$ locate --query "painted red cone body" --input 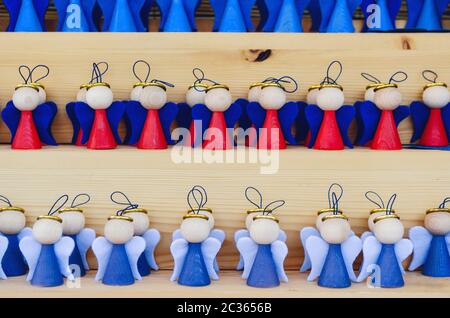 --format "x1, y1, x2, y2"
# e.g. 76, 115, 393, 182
203, 111, 232, 150
137, 109, 167, 149
420, 108, 448, 147
258, 110, 285, 149
12, 111, 41, 150
87, 109, 116, 150
371, 110, 402, 150
314, 111, 344, 150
